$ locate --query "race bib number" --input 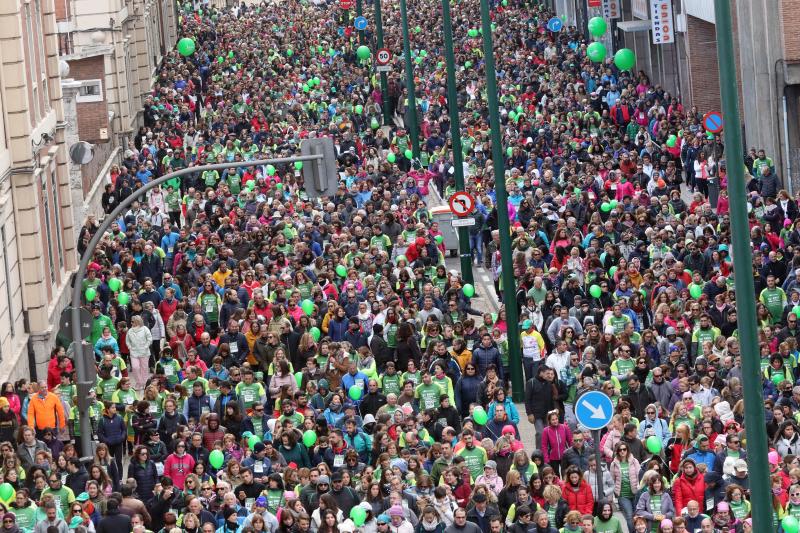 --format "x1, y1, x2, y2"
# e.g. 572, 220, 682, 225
333, 454, 344, 467
244, 391, 255, 403
246, 498, 255, 509
149, 404, 158, 413
254, 462, 264, 473
124, 396, 134, 405
230, 343, 239, 353
206, 303, 215, 313
164, 365, 174, 376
